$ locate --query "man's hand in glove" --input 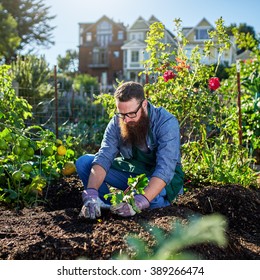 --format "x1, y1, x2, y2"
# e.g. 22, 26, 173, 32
110, 194, 150, 217
79, 188, 110, 219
